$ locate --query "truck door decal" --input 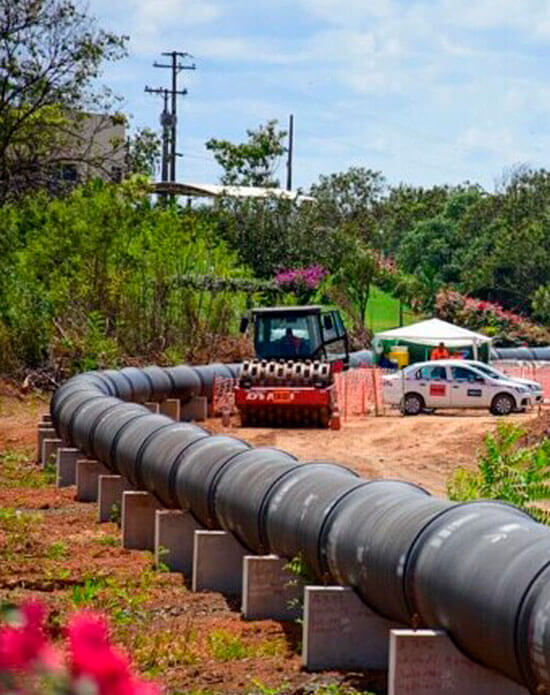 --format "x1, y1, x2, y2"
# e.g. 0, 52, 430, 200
429, 384, 447, 397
